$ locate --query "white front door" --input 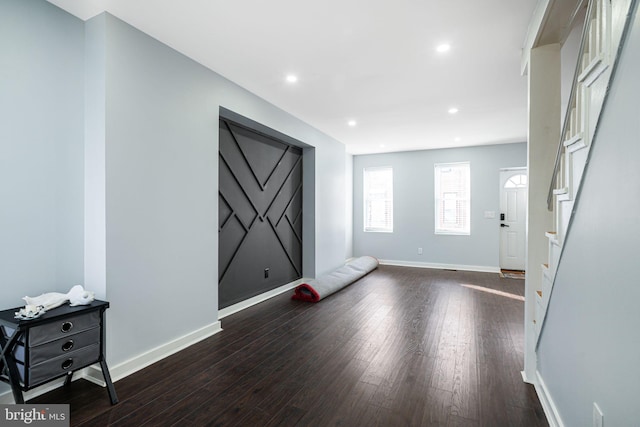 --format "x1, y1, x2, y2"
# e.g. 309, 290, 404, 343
499, 169, 527, 271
